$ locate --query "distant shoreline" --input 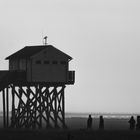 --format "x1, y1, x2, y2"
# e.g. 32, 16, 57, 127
0, 112, 138, 130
